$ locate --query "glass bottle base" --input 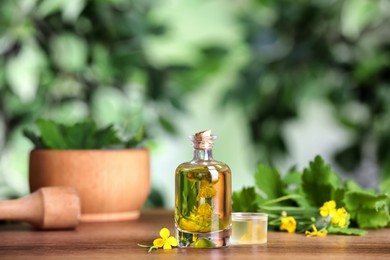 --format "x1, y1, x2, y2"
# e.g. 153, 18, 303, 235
175, 226, 231, 248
